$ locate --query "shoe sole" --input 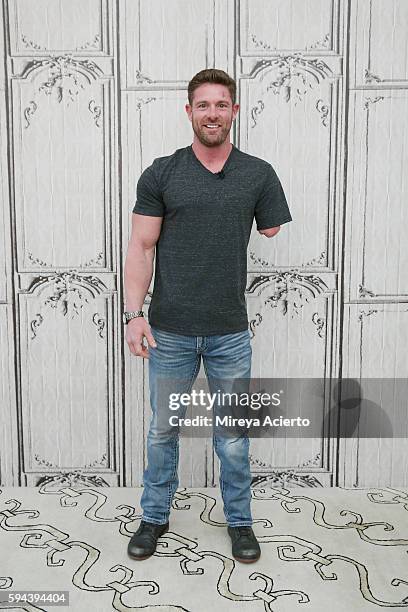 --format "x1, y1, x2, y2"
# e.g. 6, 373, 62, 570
233, 554, 261, 563
127, 525, 169, 560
